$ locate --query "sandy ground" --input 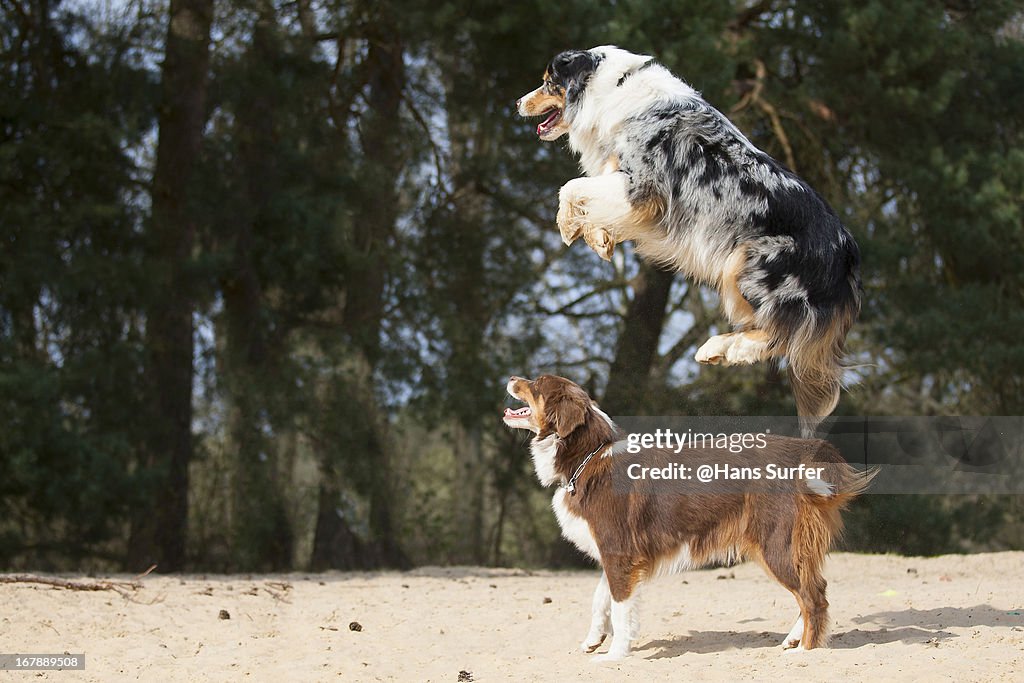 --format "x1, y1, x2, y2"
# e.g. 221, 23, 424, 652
2, 552, 1022, 682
